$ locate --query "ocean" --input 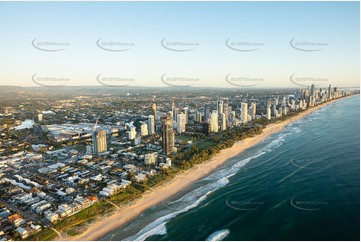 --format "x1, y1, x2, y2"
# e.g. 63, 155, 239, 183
101, 95, 360, 241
